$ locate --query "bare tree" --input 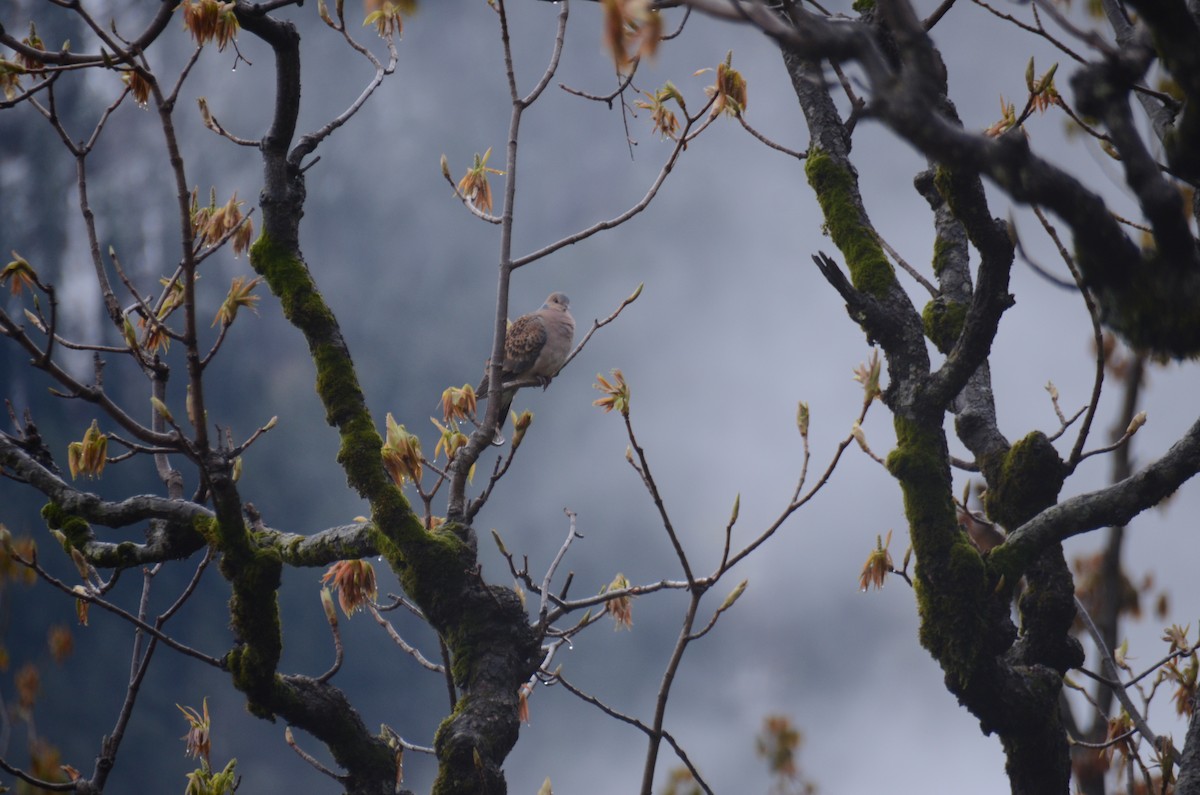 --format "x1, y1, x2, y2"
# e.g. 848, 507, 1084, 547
1, 1, 1199, 794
